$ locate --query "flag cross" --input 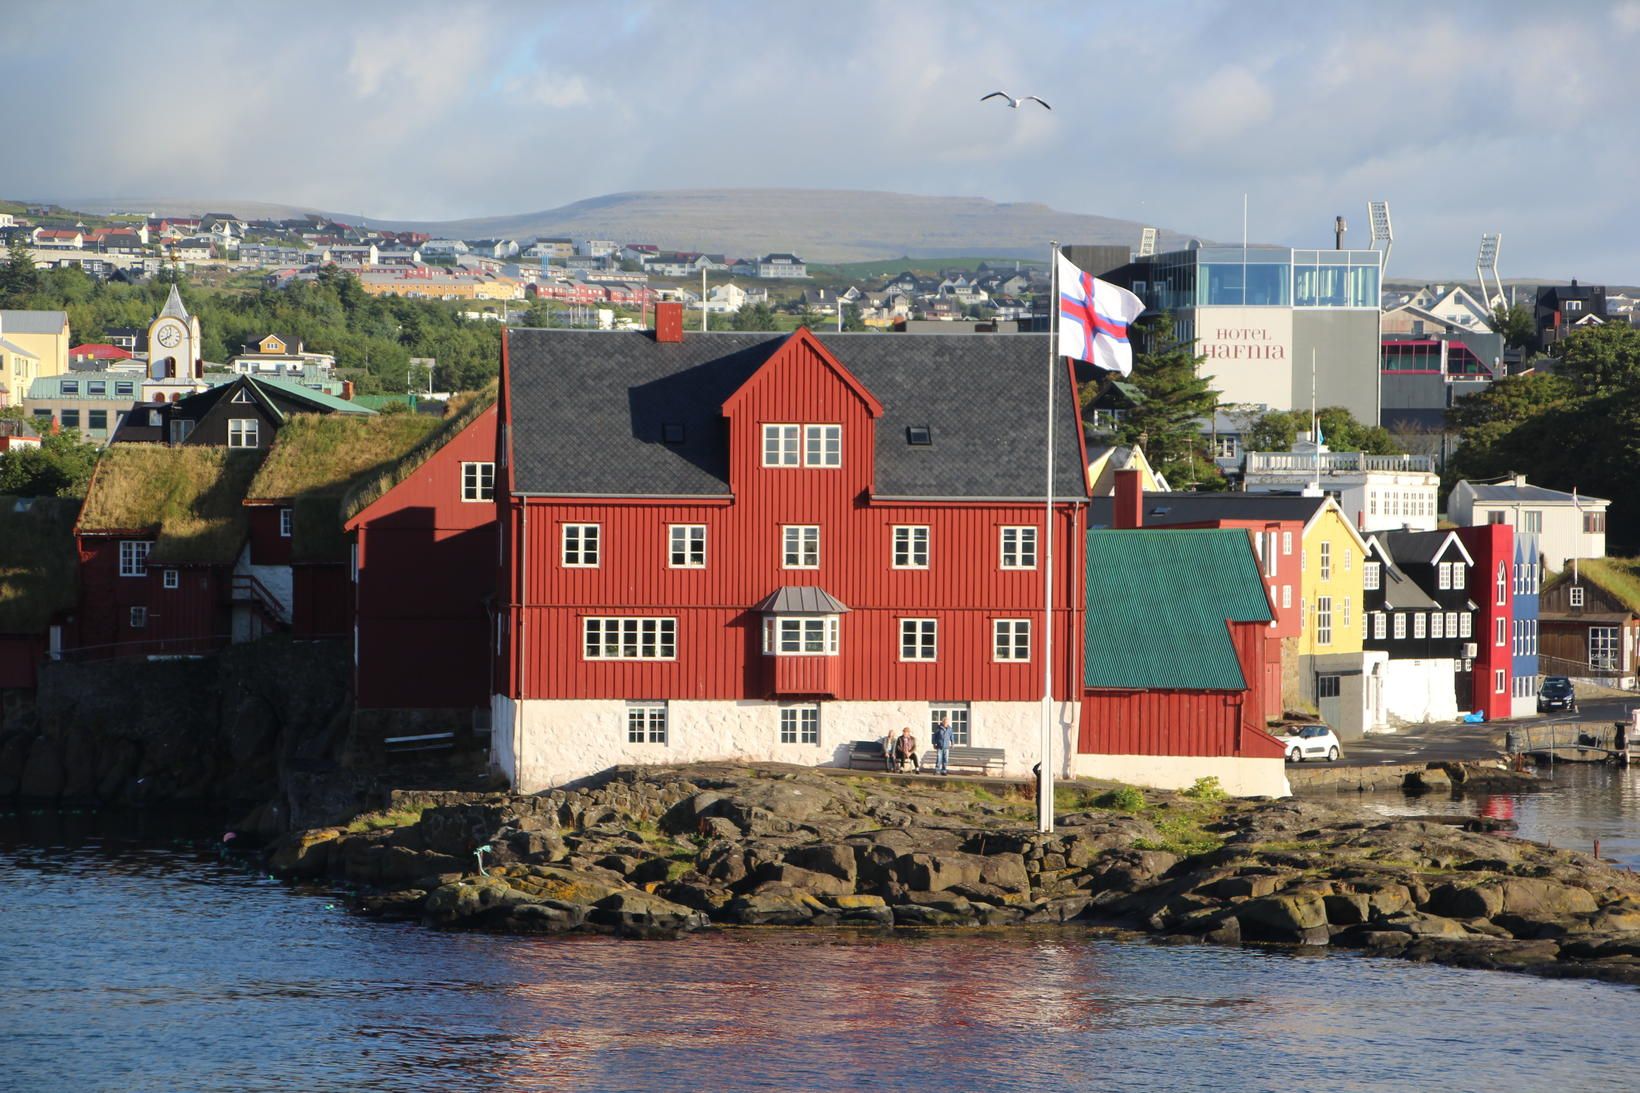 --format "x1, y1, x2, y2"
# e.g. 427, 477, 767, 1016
1059, 272, 1131, 353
